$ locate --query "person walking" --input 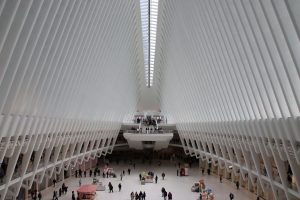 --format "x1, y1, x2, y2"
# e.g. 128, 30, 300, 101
72, 191, 76, 200
155, 175, 158, 183
118, 183, 122, 192
161, 187, 165, 197
130, 191, 134, 200
53, 191, 58, 200
128, 168, 131, 175
162, 172, 165, 180
120, 172, 123, 181
108, 182, 113, 193
143, 191, 146, 200
79, 178, 81, 186
139, 173, 142, 181
220, 175, 223, 183
236, 181, 239, 190
135, 192, 138, 200
168, 192, 172, 200
139, 191, 143, 199
229, 192, 234, 200
163, 190, 167, 200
